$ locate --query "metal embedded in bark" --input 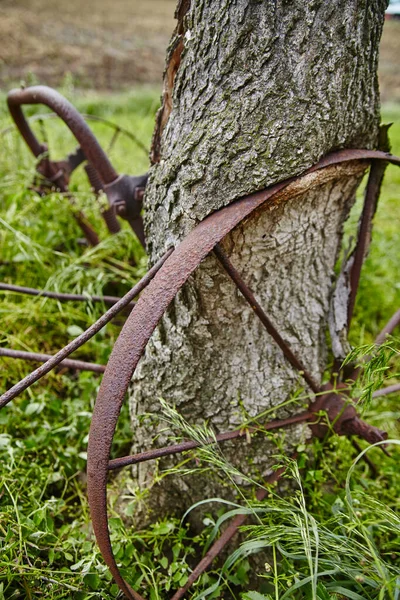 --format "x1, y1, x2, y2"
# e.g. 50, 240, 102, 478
2, 106, 400, 599
84, 149, 400, 599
